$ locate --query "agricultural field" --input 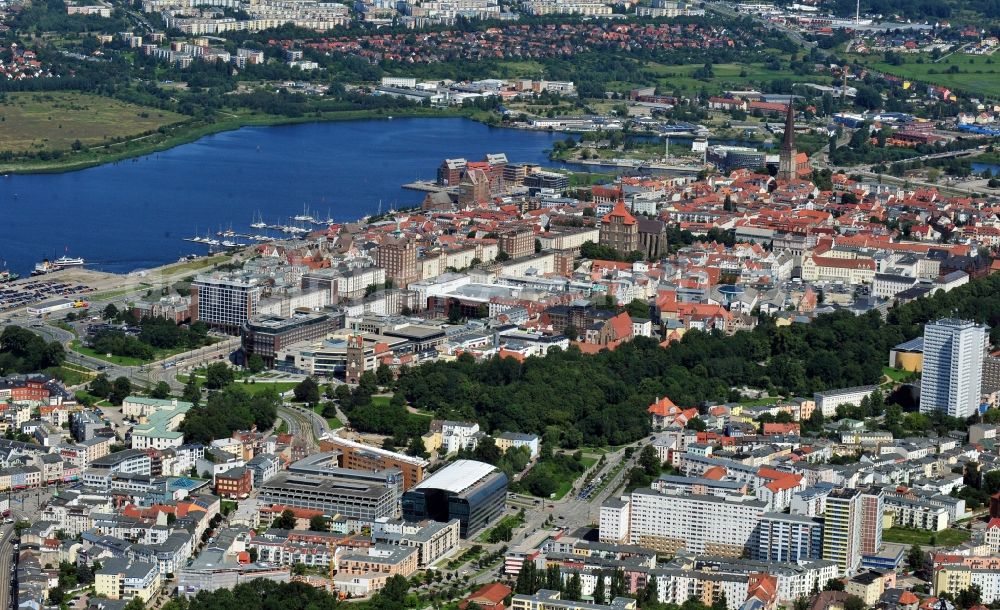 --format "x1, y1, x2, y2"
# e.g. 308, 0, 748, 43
865, 53, 1000, 99
0, 91, 185, 153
